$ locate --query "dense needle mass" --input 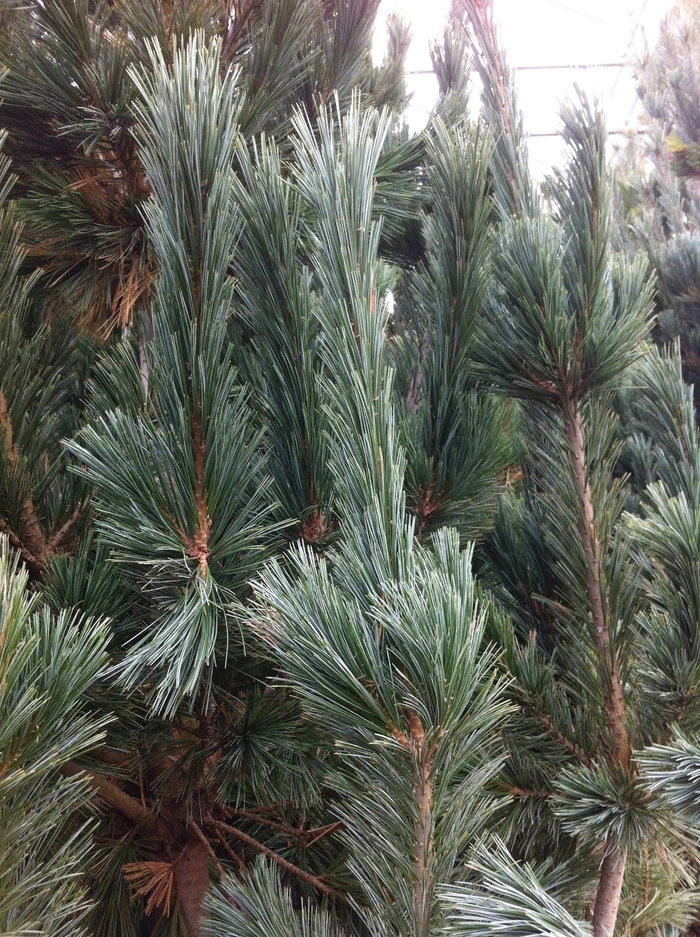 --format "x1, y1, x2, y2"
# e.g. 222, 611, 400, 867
2, 2, 700, 937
